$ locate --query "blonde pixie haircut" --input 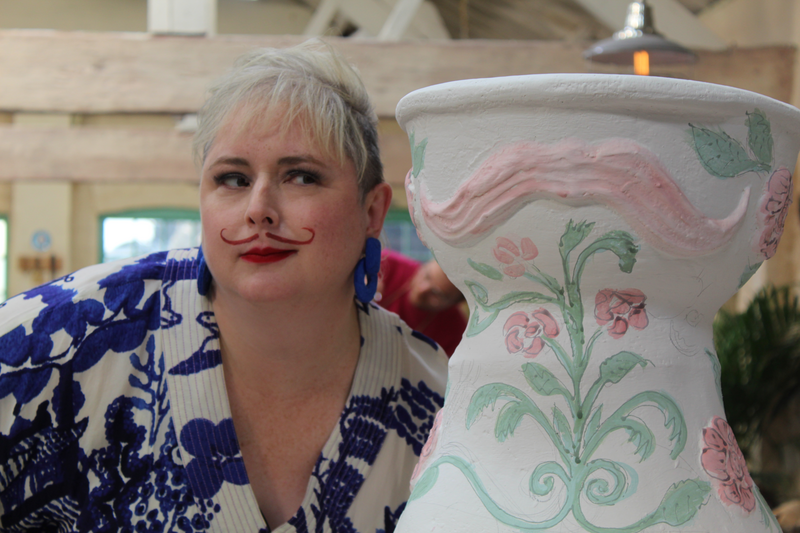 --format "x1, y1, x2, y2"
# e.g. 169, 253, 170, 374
193, 39, 384, 197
